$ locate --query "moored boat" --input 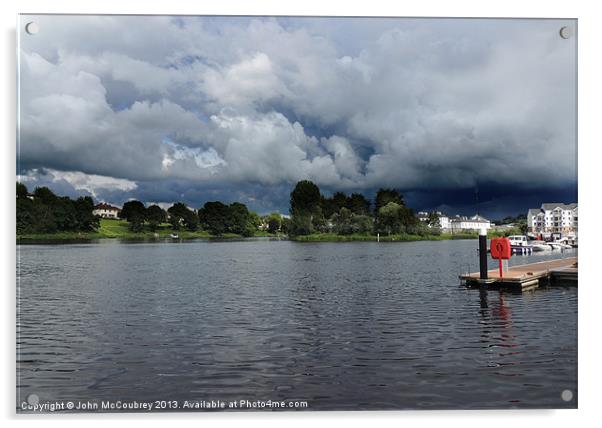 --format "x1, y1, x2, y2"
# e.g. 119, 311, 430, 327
530, 241, 552, 252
